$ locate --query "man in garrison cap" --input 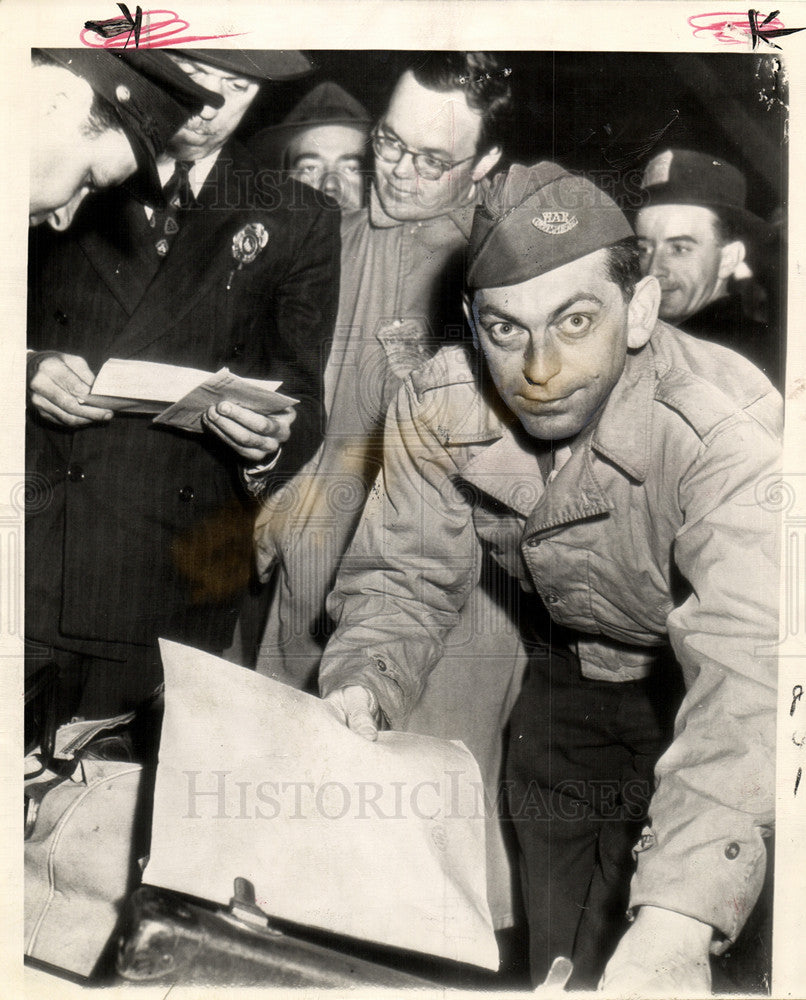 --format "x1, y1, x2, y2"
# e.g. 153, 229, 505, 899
26, 50, 341, 721
635, 148, 782, 388
319, 162, 781, 992
30, 47, 222, 229
250, 81, 371, 211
